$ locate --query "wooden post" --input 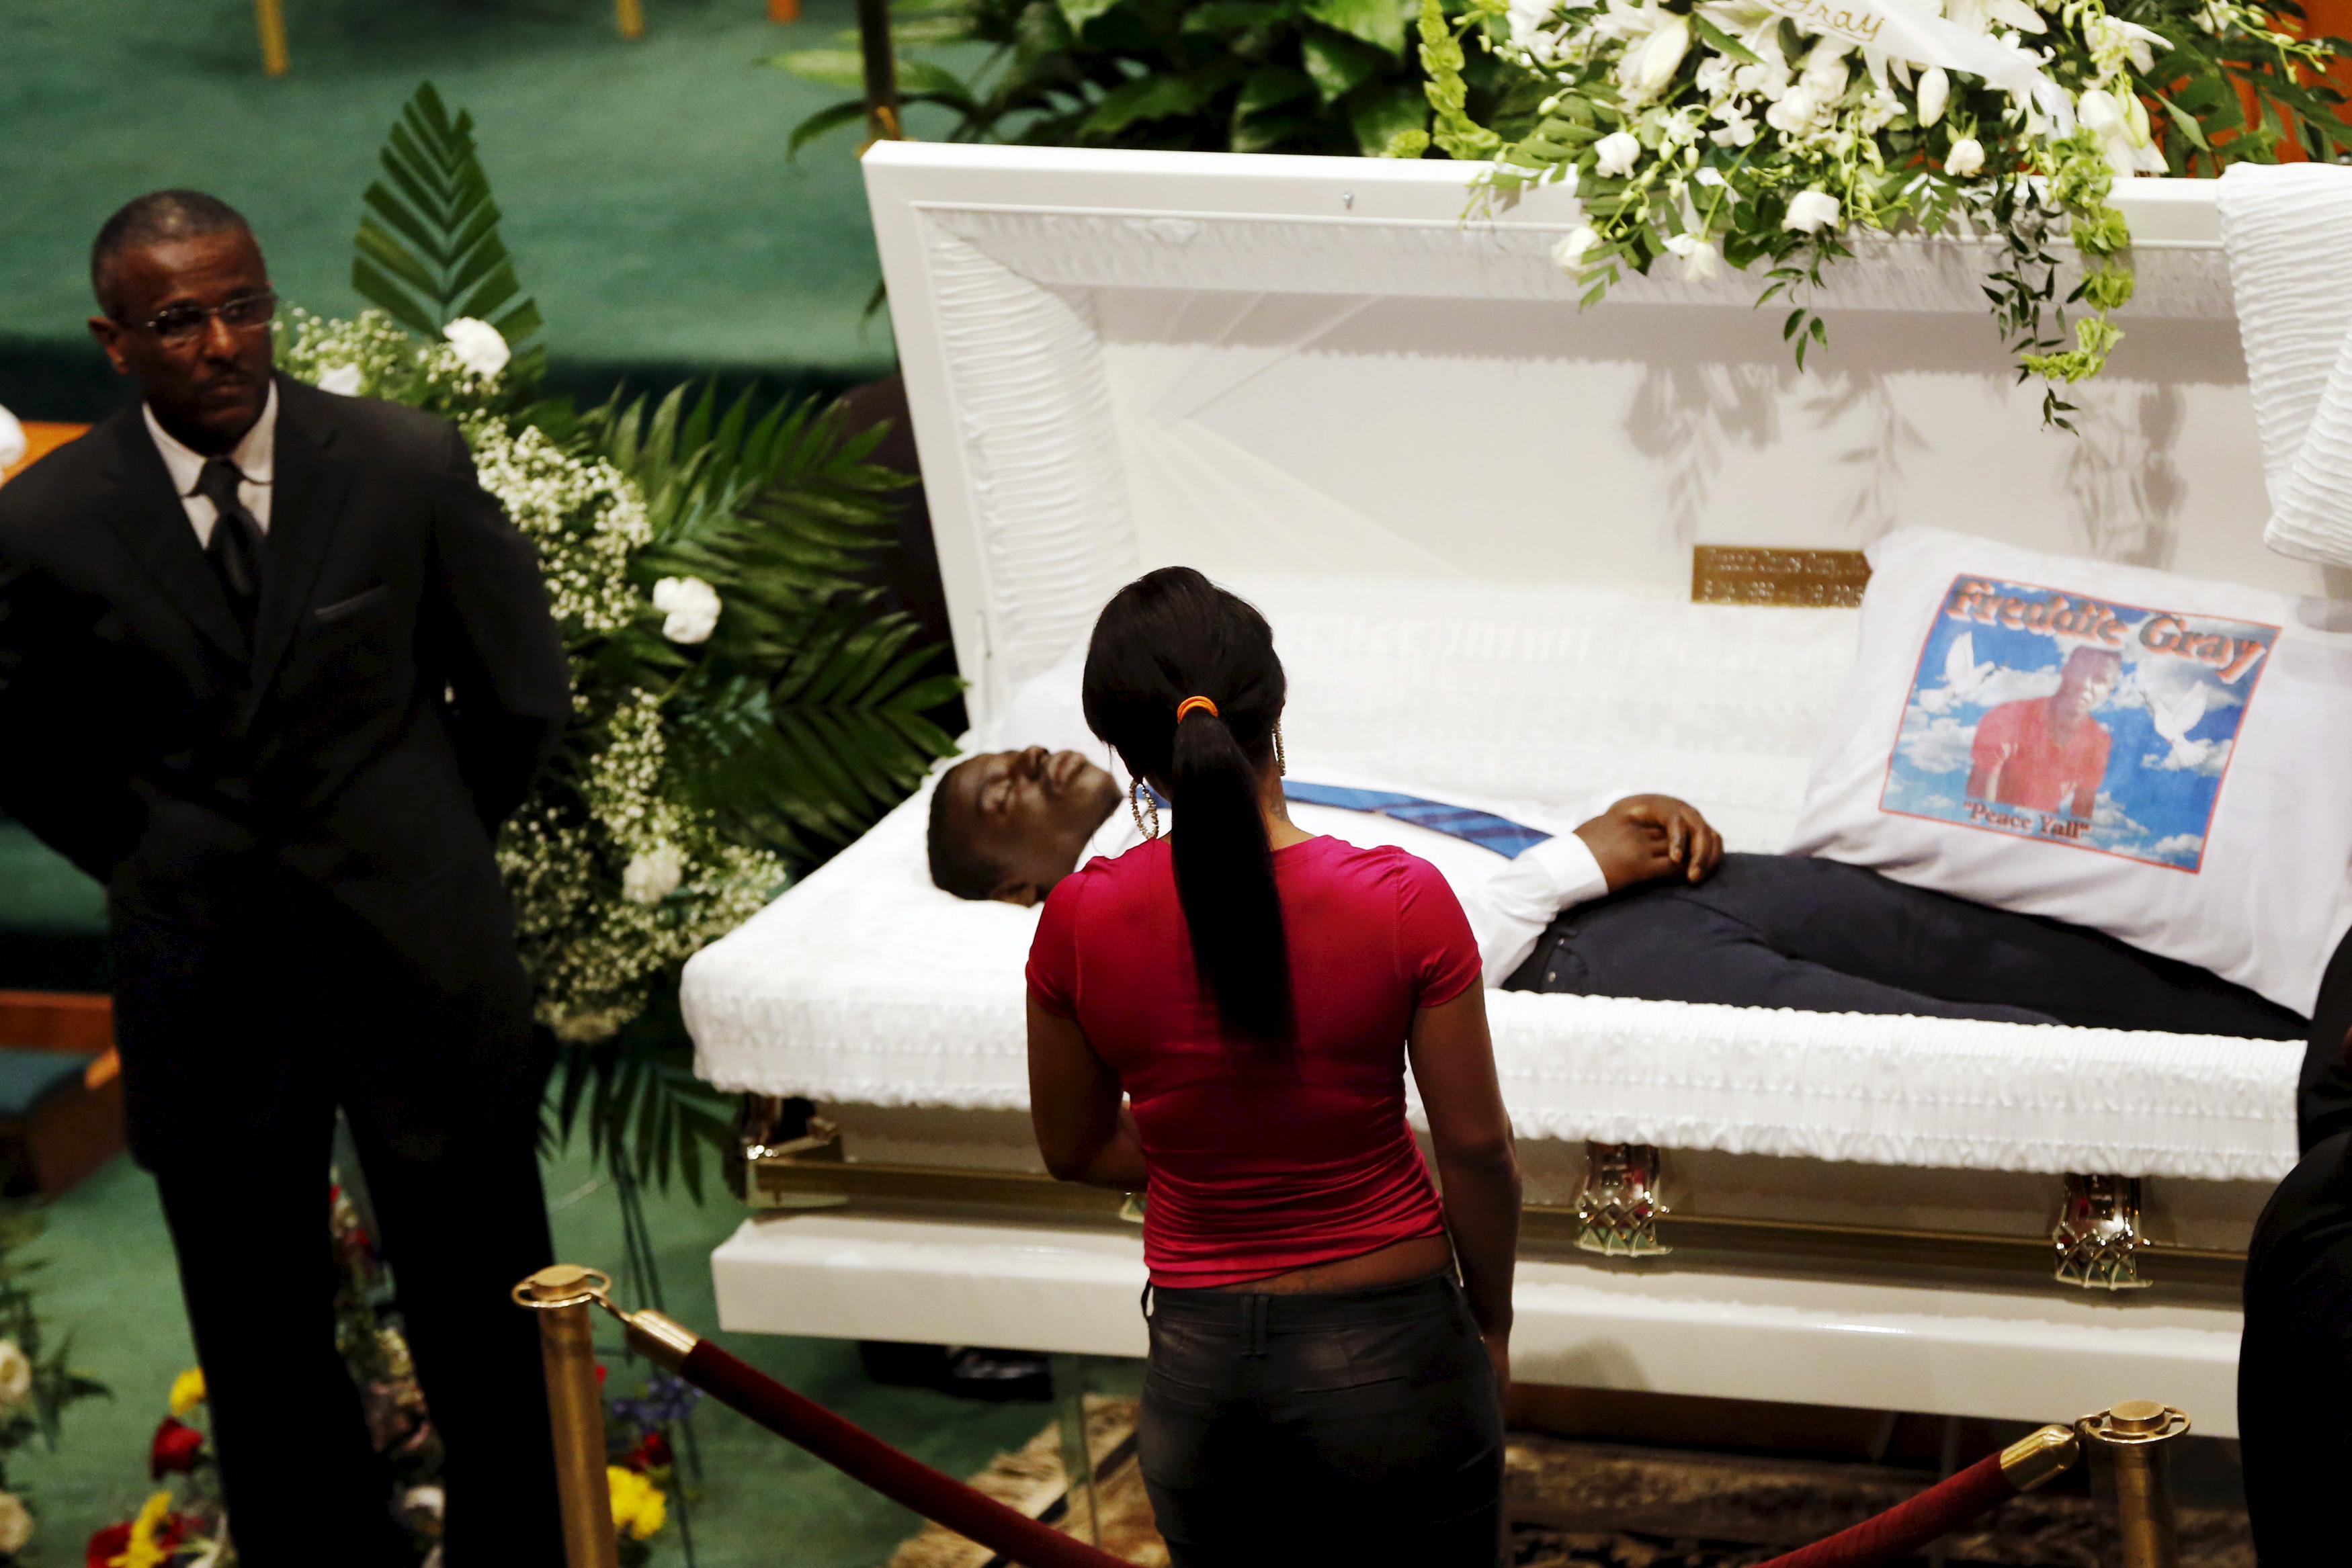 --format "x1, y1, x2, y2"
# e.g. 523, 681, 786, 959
517, 1266, 622, 1568
253, 0, 289, 76
856, 0, 902, 145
